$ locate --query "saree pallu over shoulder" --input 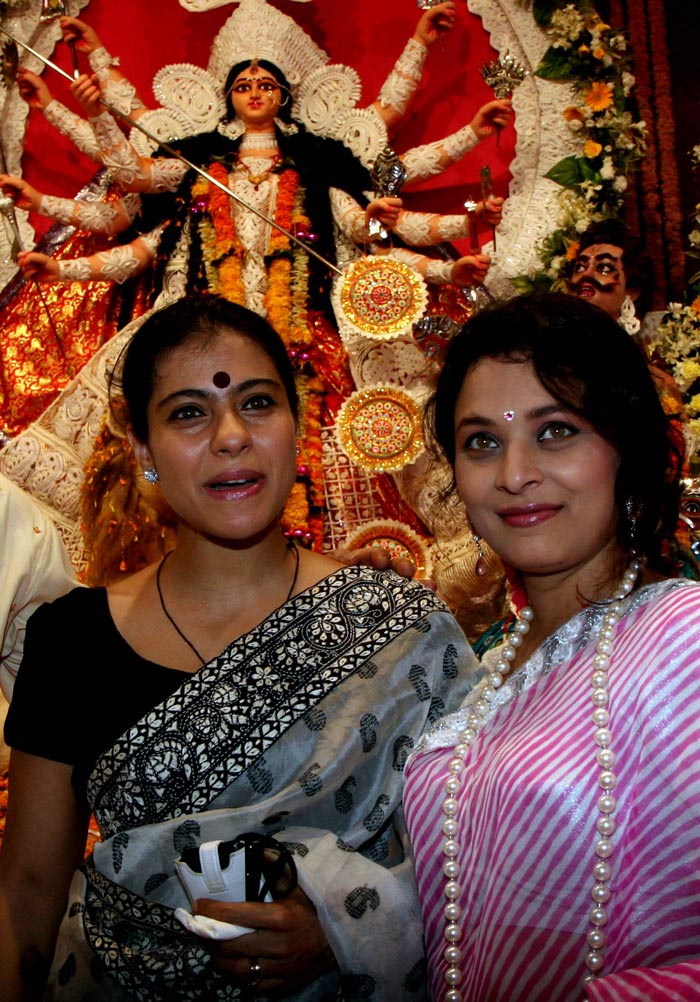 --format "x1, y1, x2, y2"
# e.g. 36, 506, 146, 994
50, 566, 478, 1001
89, 566, 459, 836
